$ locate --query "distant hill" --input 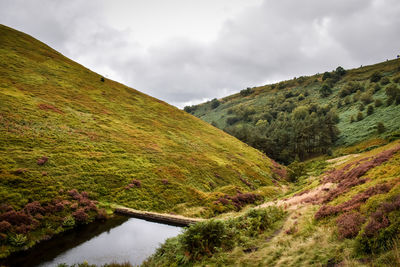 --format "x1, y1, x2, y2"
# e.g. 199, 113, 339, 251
0, 25, 284, 257
188, 59, 400, 164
